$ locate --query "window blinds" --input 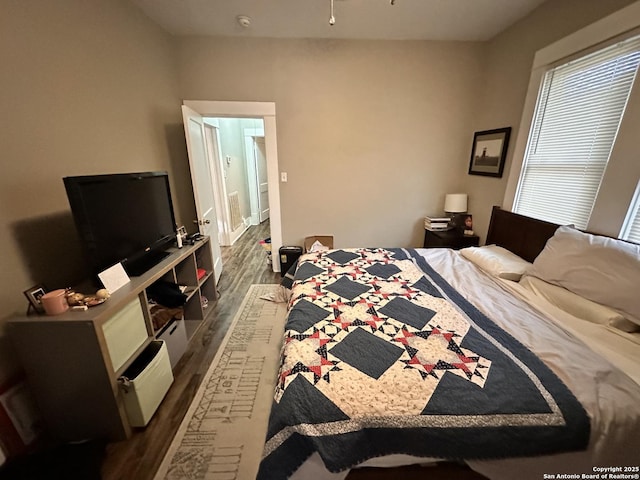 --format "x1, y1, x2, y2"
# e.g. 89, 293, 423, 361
513, 36, 640, 229
622, 185, 640, 243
